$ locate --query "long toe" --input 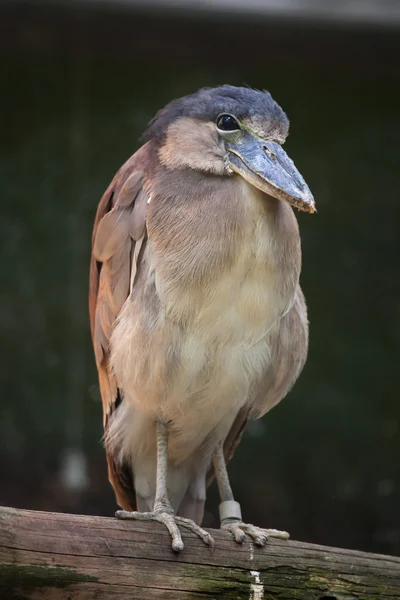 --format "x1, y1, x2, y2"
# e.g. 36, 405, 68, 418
175, 516, 215, 549
154, 512, 185, 552
263, 528, 290, 539
115, 510, 154, 520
